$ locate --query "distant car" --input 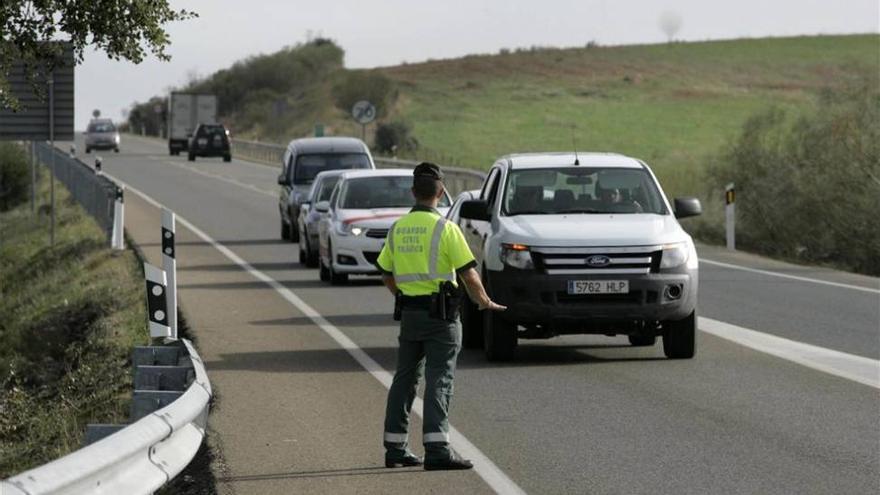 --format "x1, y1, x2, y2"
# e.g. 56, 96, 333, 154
316, 169, 451, 285
84, 119, 120, 153
187, 123, 231, 162
297, 170, 346, 267
277, 137, 375, 242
